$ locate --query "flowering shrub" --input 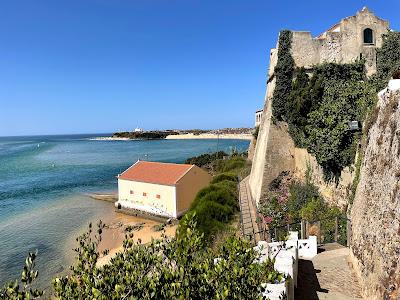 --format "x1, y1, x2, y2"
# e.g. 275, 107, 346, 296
258, 172, 291, 228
